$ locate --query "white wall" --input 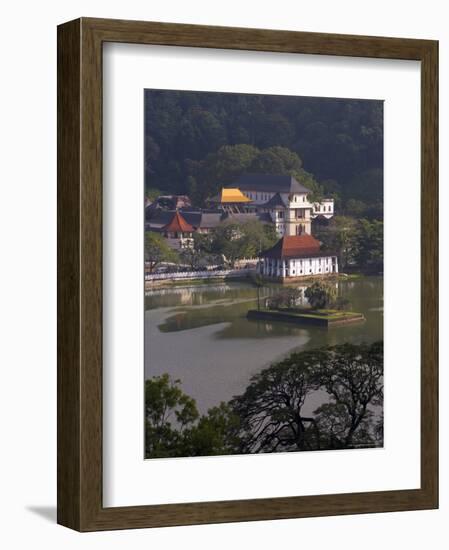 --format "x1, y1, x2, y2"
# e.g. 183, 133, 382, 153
0, 0, 447, 548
